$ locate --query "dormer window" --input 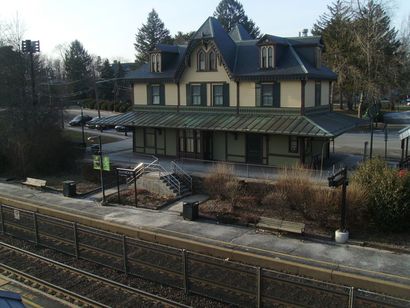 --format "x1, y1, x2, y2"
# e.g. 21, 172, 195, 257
260, 46, 274, 69
150, 53, 161, 72
198, 50, 206, 71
